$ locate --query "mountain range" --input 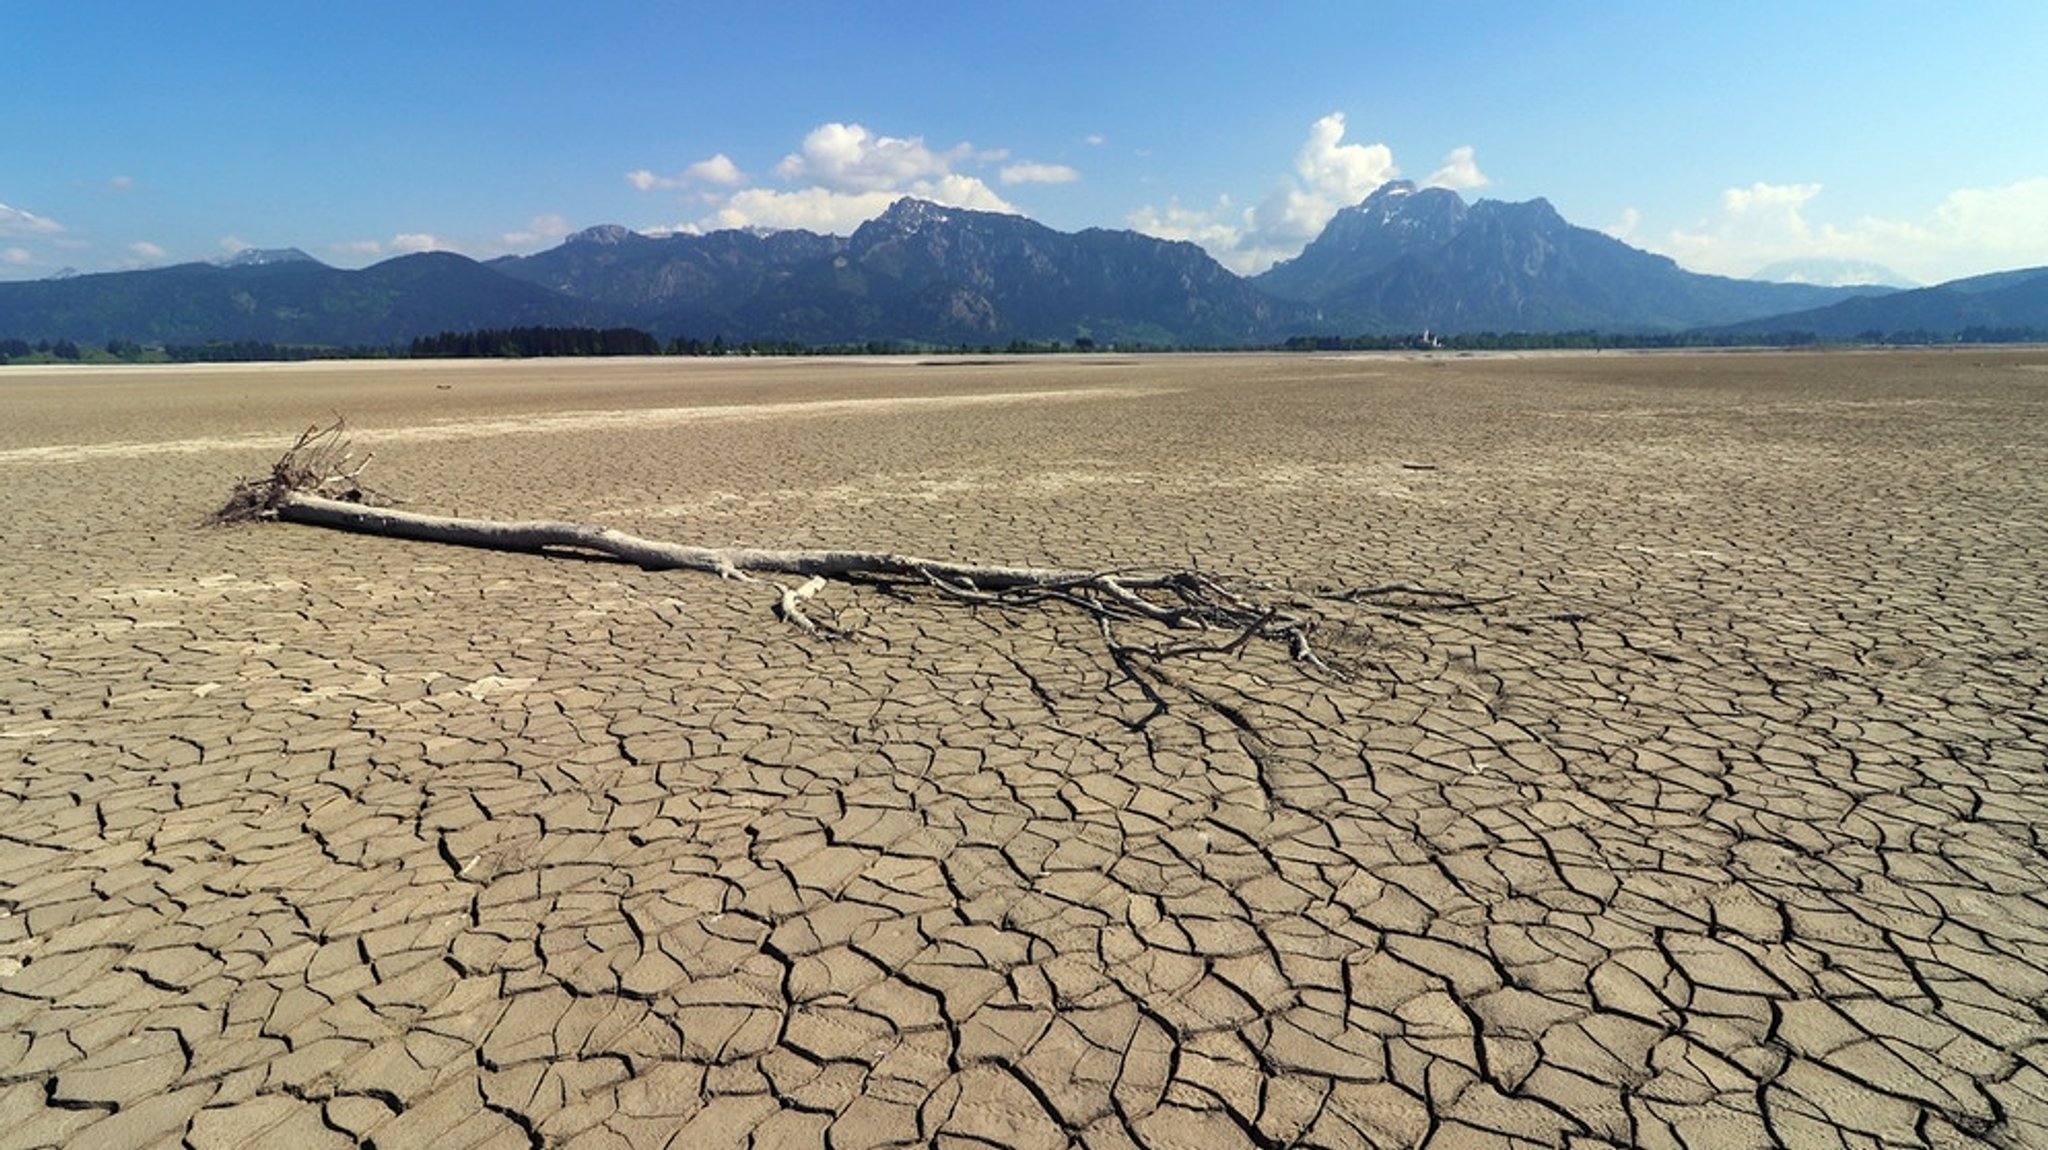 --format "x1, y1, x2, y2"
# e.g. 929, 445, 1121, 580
1704, 266, 2048, 339
3, 186, 2041, 348
1251, 182, 1880, 333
